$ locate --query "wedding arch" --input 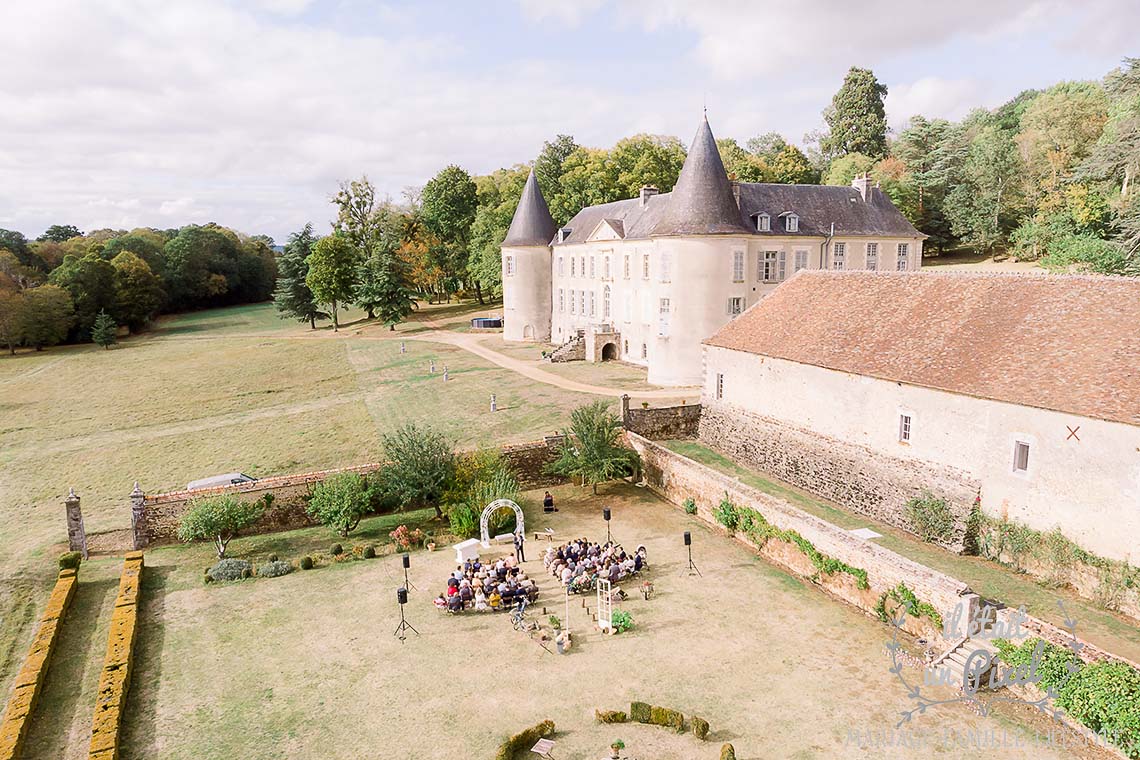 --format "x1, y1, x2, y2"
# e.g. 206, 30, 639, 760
480, 499, 524, 547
